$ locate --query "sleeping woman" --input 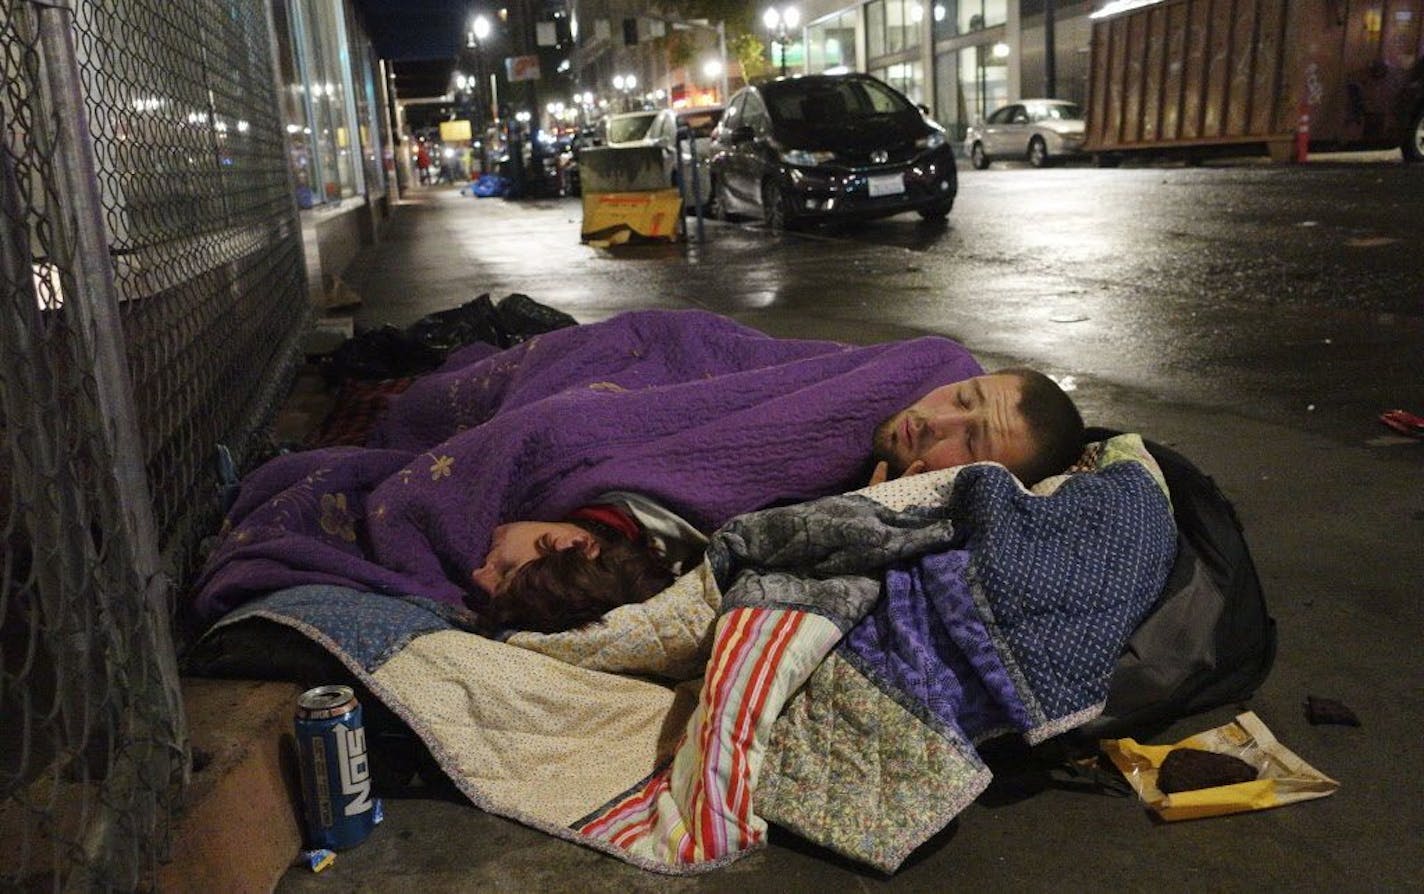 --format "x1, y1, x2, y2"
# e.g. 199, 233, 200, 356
472, 491, 707, 636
